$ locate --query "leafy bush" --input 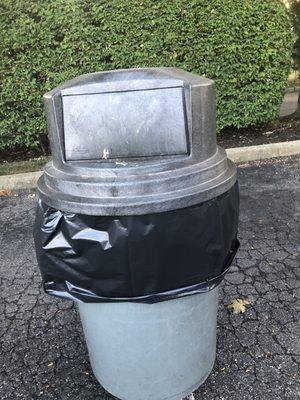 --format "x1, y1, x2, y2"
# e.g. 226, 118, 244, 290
290, 0, 300, 71
0, 0, 295, 153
